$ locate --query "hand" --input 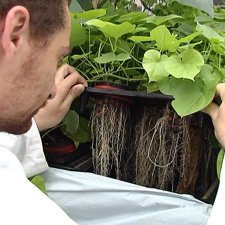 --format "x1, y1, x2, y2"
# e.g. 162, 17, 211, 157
34, 64, 87, 131
203, 83, 225, 148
